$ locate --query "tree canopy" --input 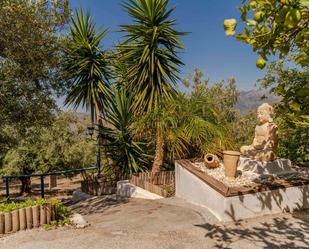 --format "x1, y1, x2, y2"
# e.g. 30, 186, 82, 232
0, 0, 70, 163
